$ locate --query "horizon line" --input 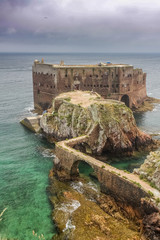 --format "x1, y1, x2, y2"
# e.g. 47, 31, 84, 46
1, 51, 160, 55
